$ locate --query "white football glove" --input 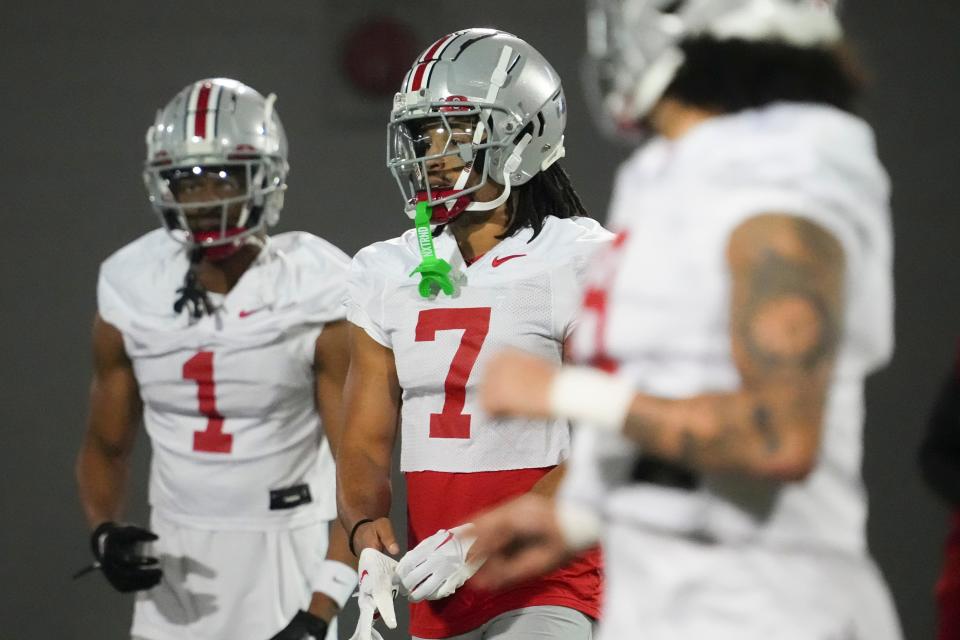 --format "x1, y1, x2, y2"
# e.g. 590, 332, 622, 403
348, 548, 400, 640
396, 523, 485, 602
